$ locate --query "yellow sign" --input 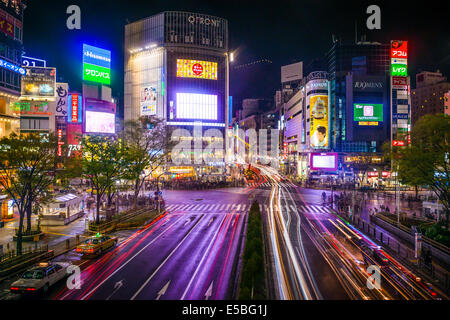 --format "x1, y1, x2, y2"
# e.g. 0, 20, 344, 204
309, 95, 329, 149
176, 59, 217, 80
